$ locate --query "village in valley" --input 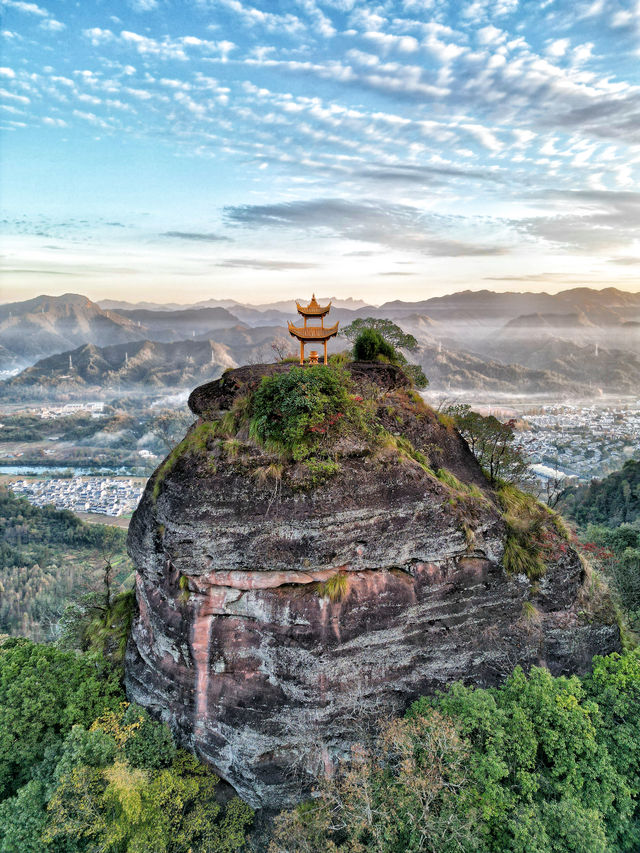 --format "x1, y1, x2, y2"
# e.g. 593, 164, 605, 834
517, 403, 640, 484
7, 476, 145, 517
